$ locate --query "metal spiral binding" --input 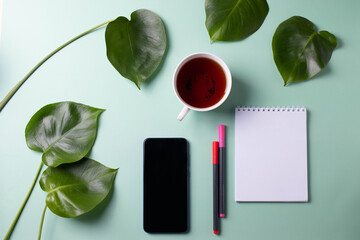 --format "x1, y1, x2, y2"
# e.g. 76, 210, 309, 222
236, 107, 306, 112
